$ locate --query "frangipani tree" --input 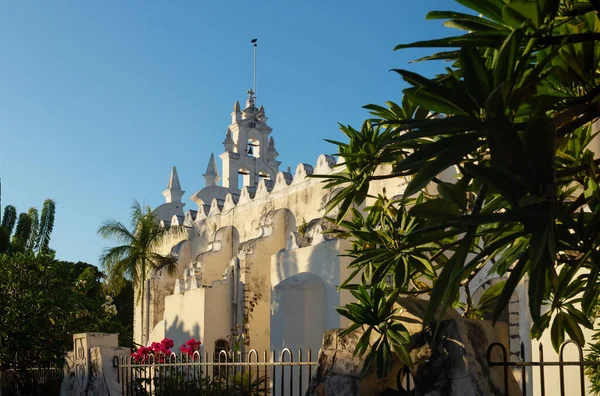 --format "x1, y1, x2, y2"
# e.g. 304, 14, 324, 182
318, 0, 600, 378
